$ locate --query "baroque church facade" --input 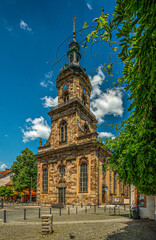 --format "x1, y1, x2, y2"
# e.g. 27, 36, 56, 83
36, 29, 129, 206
